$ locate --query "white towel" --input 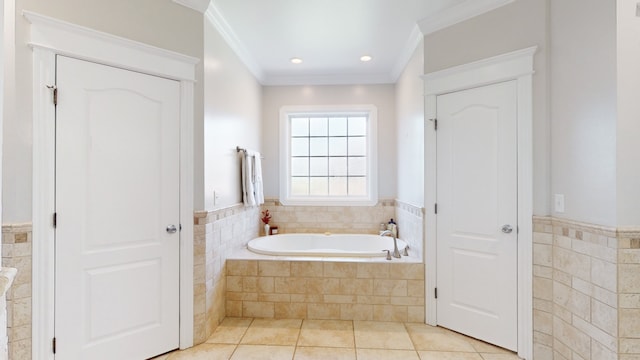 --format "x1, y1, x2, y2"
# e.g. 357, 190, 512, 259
241, 150, 264, 206
253, 152, 264, 205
